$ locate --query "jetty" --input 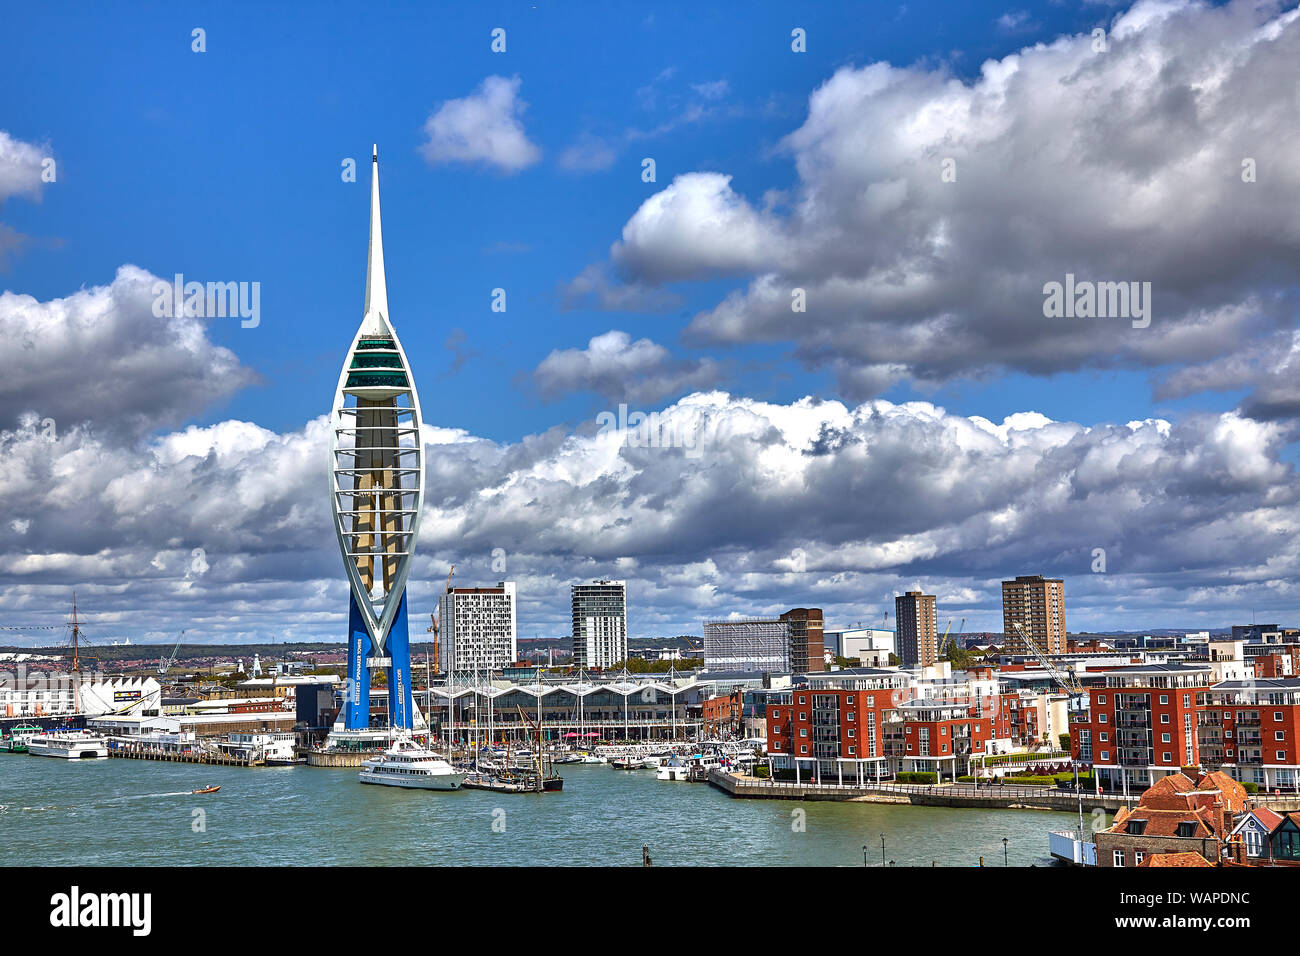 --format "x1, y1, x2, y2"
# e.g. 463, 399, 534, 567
708, 769, 1300, 814
108, 744, 261, 767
